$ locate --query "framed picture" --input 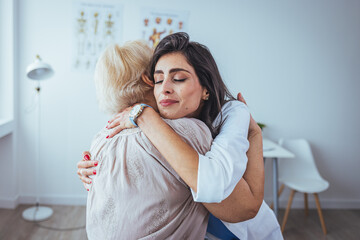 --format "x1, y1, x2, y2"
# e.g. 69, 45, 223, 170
141, 8, 189, 48
72, 1, 123, 72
